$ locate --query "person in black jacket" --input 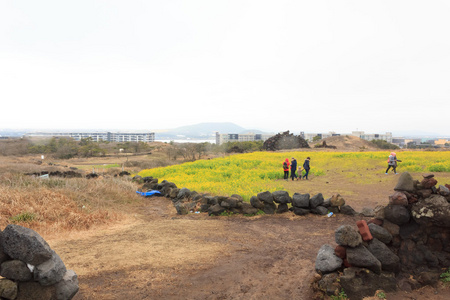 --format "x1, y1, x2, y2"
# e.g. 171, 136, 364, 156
302, 157, 311, 180
290, 157, 297, 181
